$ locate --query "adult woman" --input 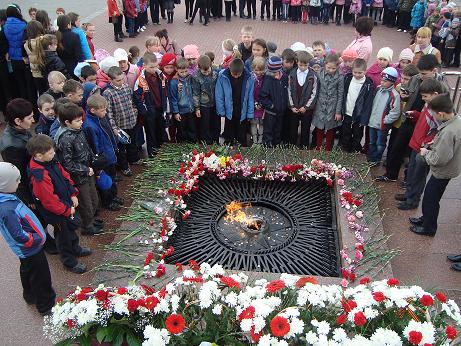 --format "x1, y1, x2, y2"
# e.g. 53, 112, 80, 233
345, 16, 373, 63
24, 20, 48, 94
68, 12, 92, 60
409, 26, 442, 66
0, 8, 13, 111
155, 29, 181, 56
35, 10, 55, 33
56, 14, 83, 78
